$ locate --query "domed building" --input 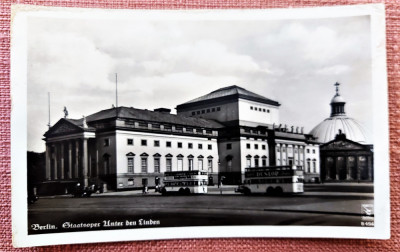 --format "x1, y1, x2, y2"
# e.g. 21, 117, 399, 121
310, 82, 373, 182
310, 82, 368, 144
